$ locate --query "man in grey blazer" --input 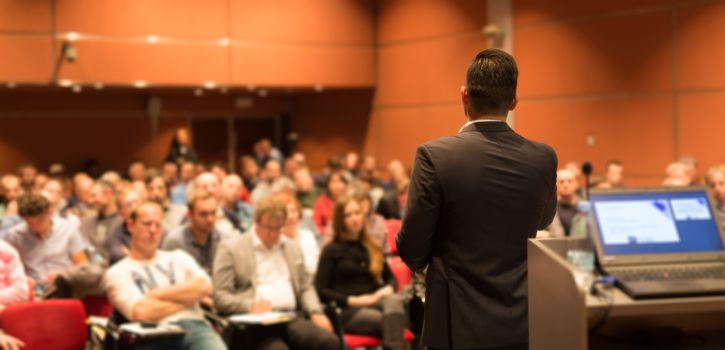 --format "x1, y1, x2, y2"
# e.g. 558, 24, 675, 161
397, 49, 558, 350
213, 195, 339, 350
